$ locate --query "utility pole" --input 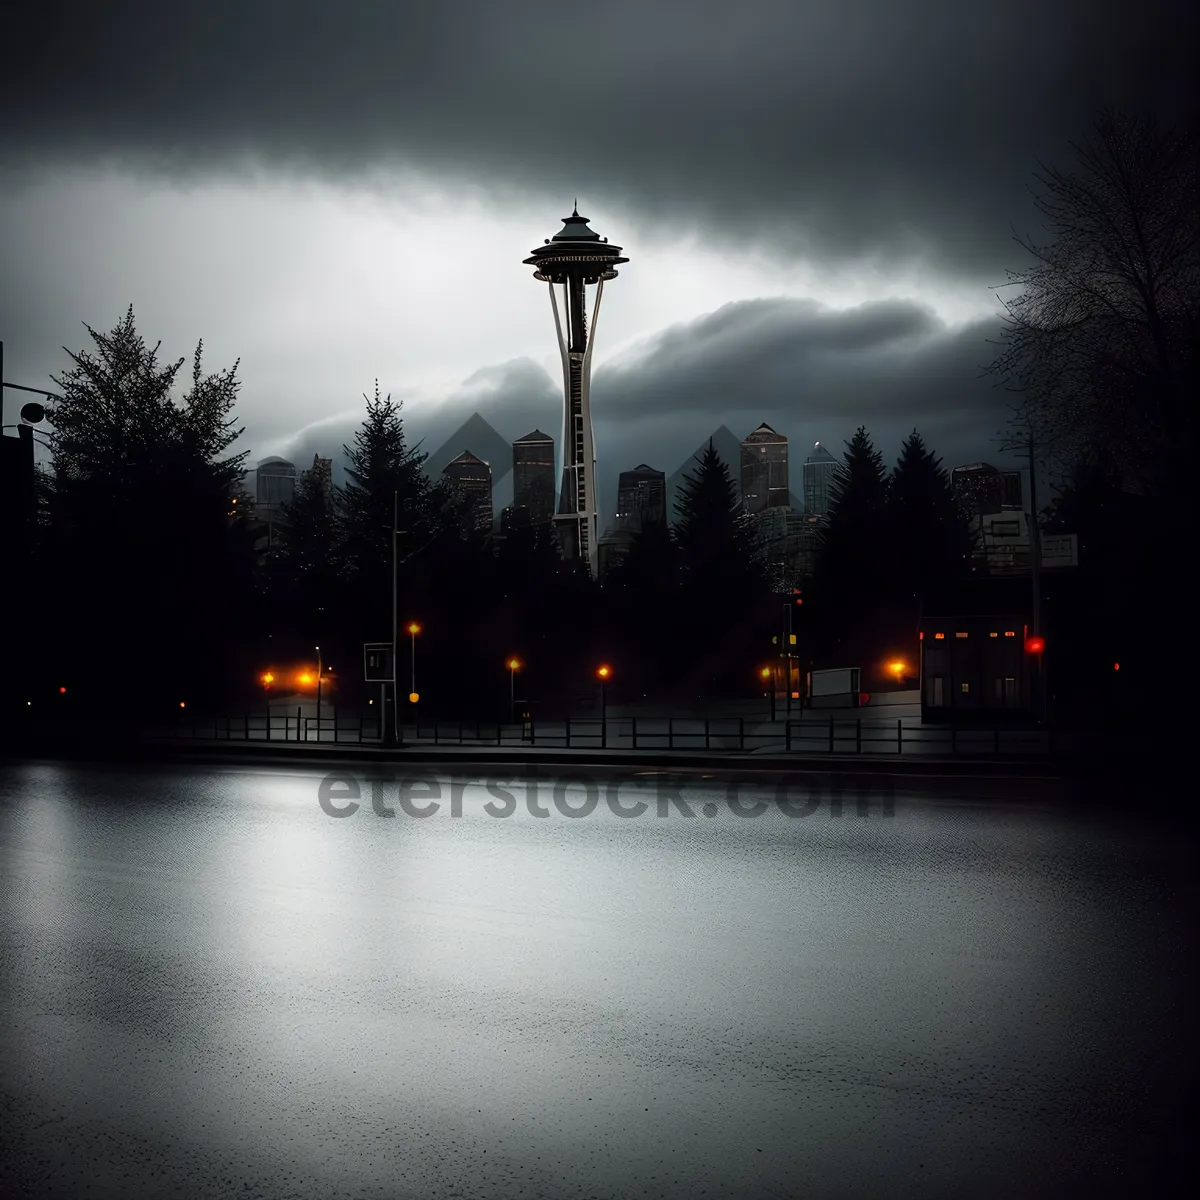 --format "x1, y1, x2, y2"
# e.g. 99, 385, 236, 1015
393, 489, 403, 748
